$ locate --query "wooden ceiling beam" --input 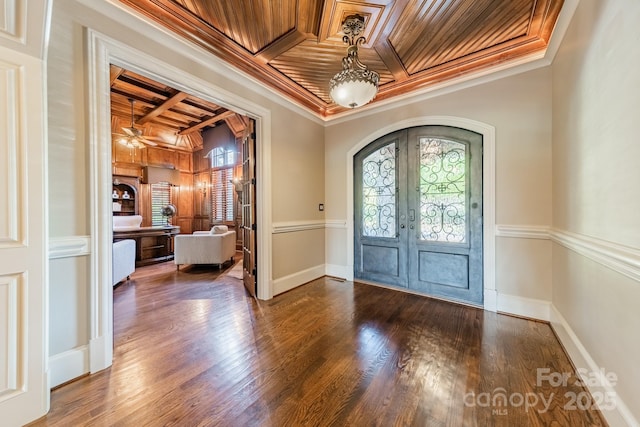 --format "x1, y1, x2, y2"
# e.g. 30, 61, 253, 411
255, 29, 308, 64
137, 91, 188, 125
110, 66, 124, 86
297, 0, 324, 35
178, 110, 236, 135
371, 0, 409, 82
374, 39, 408, 82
